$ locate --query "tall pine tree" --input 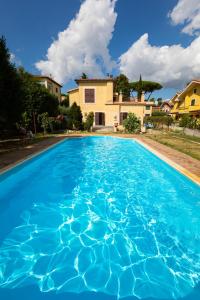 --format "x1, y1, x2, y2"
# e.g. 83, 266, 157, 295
0, 36, 23, 133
